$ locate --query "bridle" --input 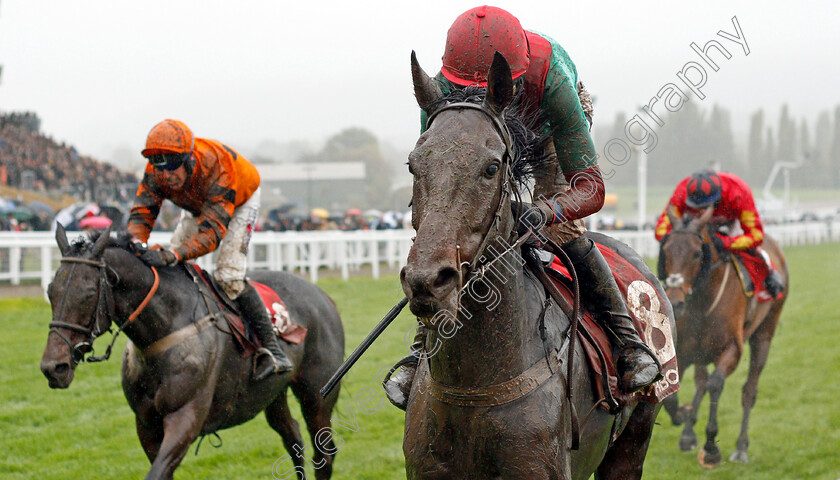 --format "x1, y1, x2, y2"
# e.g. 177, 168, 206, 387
421, 101, 583, 448
424, 101, 528, 284
48, 256, 160, 365
662, 229, 723, 301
